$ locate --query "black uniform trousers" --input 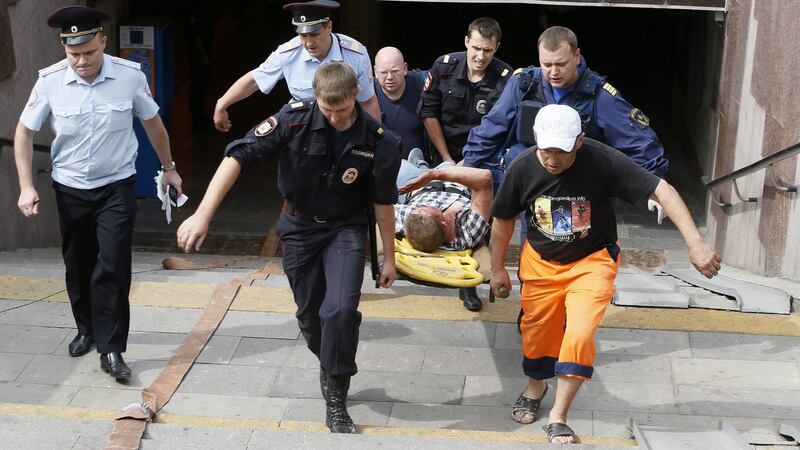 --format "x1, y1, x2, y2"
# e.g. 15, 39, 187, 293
276, 212, 367, 377
52, 176, 137, 354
